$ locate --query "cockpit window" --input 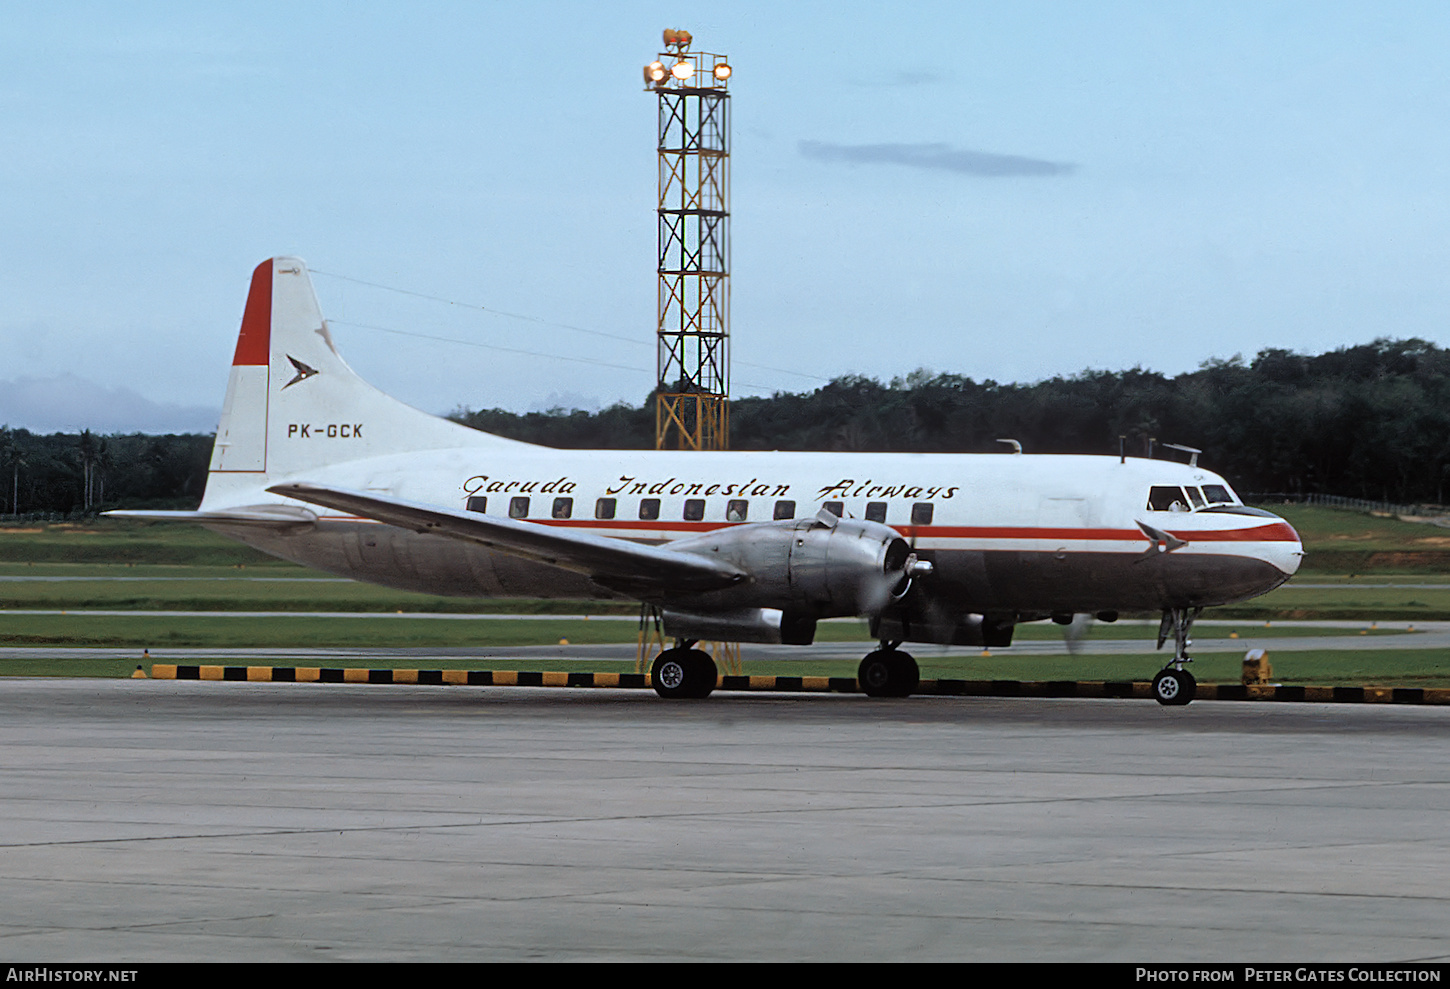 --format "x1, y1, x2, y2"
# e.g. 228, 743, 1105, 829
1147, 486, 1190, 512
1201, 484, 1233, 505
1186, 486, 1206, 509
